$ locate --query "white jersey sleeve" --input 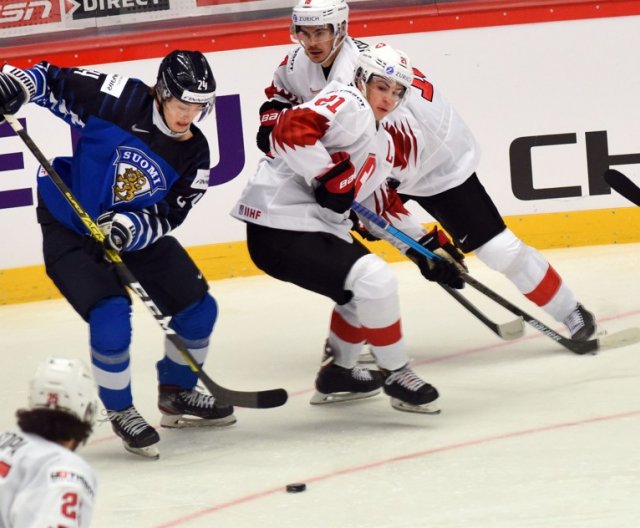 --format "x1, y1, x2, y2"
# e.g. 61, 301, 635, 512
0, 431, 97, 528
